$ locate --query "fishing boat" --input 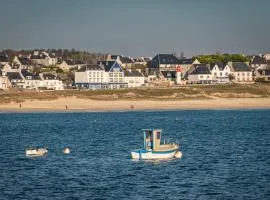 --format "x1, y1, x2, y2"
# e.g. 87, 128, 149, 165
25, 147, 48, 157
131, 129, 182, 160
